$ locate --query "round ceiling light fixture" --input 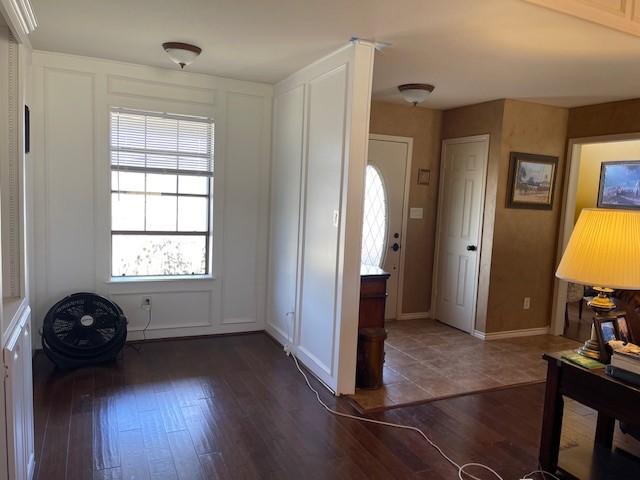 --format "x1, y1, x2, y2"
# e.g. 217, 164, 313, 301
162, 42, 202, 69
398, 83, 435, 106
